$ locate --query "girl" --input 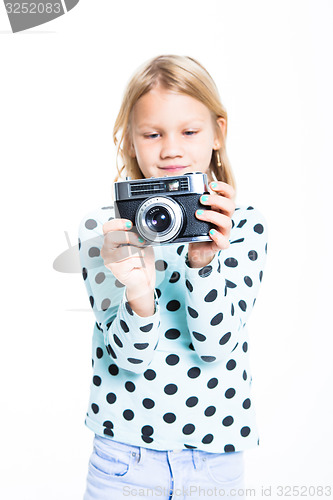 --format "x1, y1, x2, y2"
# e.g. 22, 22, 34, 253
78, 55, 267, 499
